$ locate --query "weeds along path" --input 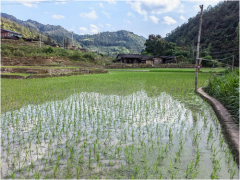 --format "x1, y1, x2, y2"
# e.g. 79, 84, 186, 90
1, 72, 239, 179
